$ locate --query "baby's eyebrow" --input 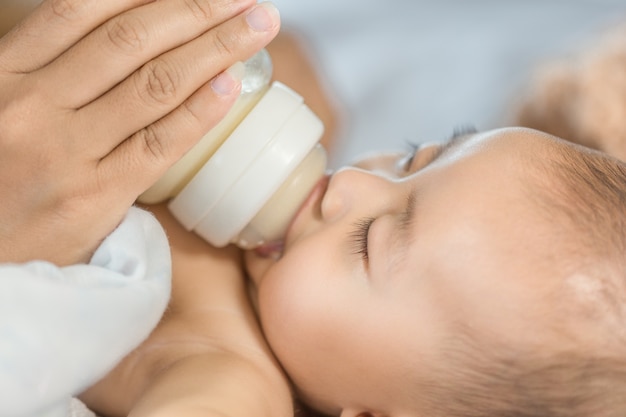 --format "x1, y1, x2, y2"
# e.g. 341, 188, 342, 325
424, 132, 473, 169
398, 188, 418, 242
